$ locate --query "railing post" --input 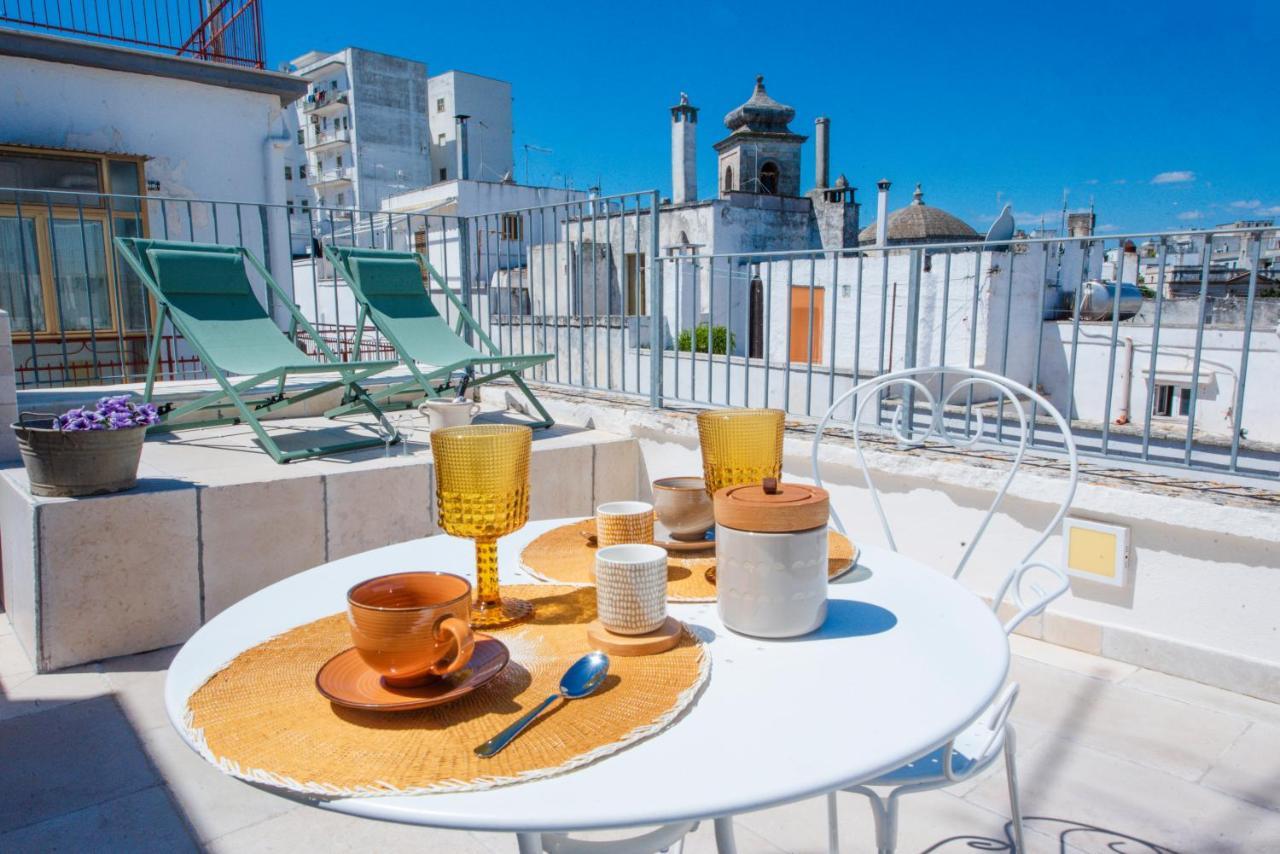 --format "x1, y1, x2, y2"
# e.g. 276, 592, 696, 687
457, 215, 474, 346
902, 247, 923, 436
648, 190, 664, 409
